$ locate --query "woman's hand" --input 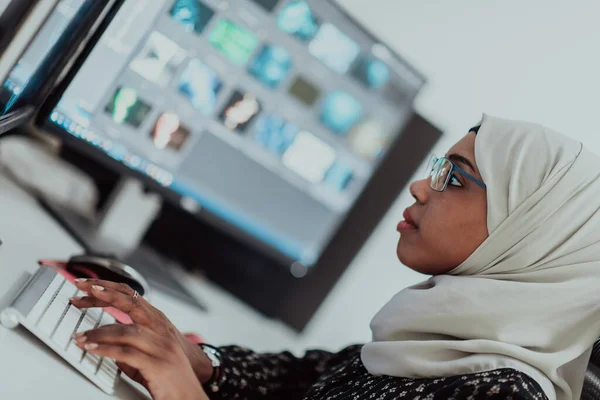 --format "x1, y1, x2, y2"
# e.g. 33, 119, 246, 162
73, 323, 208, 400
70, 279, 214, 397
